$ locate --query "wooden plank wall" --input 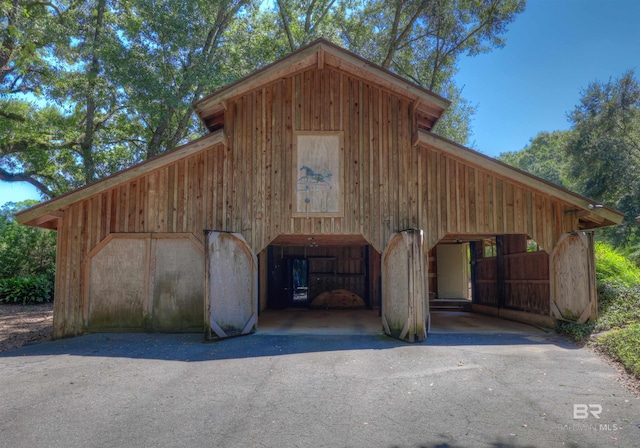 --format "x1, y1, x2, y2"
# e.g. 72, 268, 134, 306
474, 234, 550, 314
504, 251, 550, 314
51, 64, 580, 336
52, 144, 228, 337
224, 64, 578, 253
475, 257, 498, 307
